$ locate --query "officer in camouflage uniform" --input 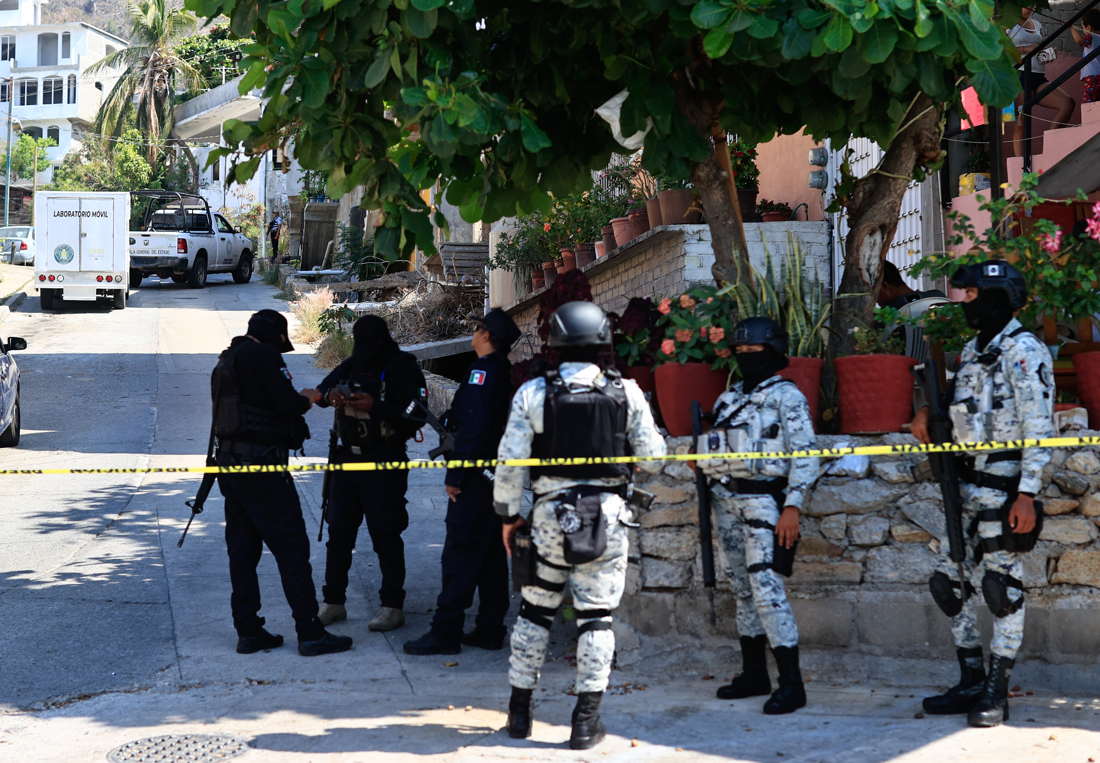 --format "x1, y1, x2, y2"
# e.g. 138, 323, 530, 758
912, 260, 1053, 728
698, 317, 817, 715
495, 301, 665, 750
